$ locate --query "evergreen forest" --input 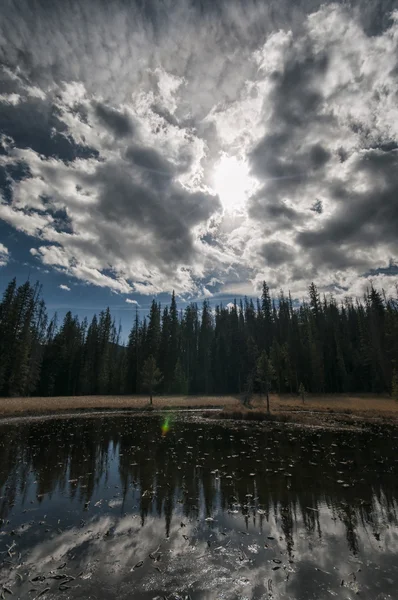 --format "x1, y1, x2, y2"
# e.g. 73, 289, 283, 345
0, 277, 397, 398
